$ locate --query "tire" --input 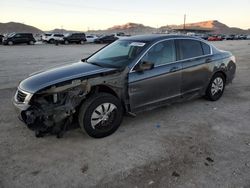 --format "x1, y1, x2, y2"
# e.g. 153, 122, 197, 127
64, 40, 69, 45
78, 93, 123, 138
8, 41, 13, 45
80, 40, 85, 44
29, 41, 34, 45
205, 73, 226, 101
49, 39, 55, 44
